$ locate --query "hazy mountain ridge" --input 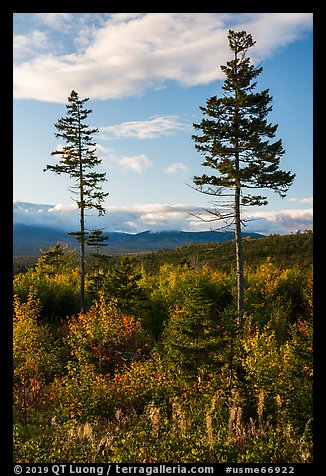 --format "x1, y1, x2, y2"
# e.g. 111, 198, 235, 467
13, 223, 265, 256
